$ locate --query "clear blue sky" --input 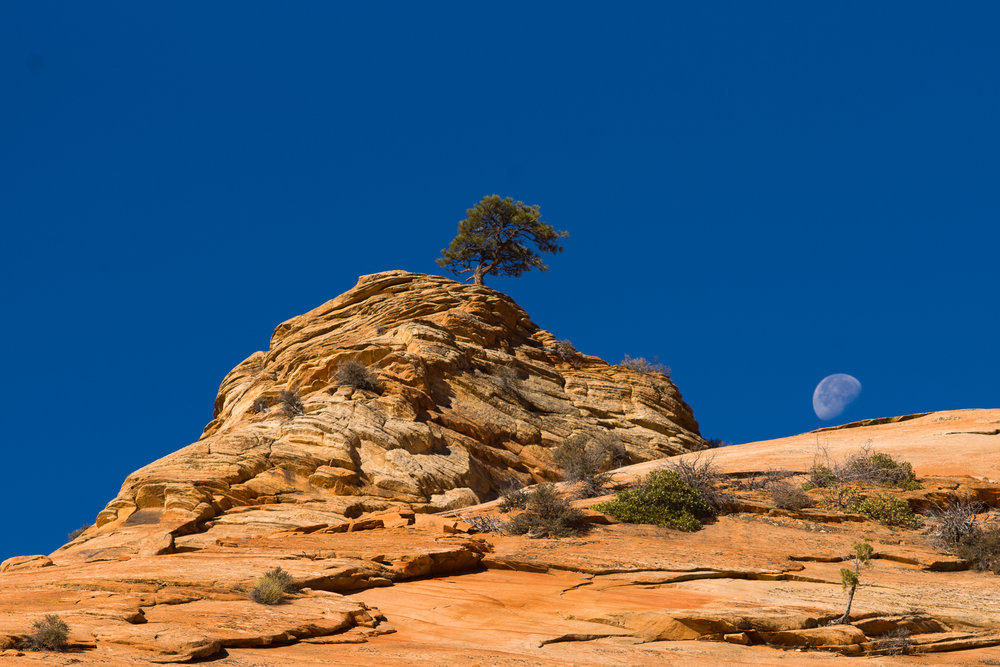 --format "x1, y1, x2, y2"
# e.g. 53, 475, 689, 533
2, 2, 997, 559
